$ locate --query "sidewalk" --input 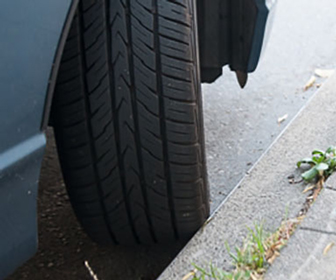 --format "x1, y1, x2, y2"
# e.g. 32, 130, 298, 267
265, 175, 336, 280
158, 74, 336, 280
